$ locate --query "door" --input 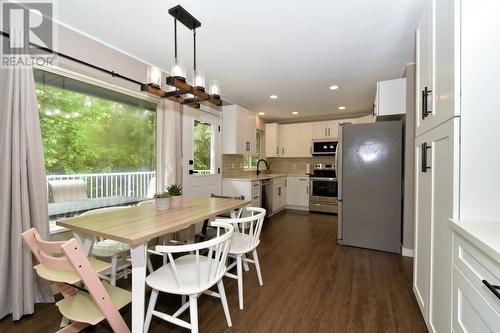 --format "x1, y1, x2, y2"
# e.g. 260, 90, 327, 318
415, 3, 434, 136
182, 107, 222, 197
312, 121, 329, 139
295, 177, 309, 207
340, 122, 402, 253
415, 118, 459, 332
